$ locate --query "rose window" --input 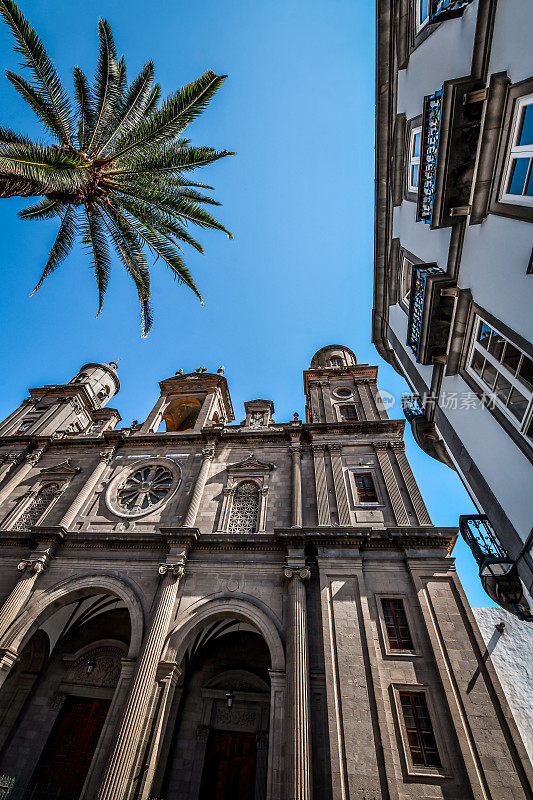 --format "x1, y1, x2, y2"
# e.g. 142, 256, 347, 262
106, 459, 181, 518
228, 481, 260, 534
